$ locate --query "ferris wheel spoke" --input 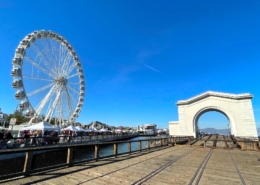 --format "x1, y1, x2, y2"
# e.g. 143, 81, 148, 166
67, 88, 78, 106
61, 91, 70, 121
61, 53, 71, 75
67, 88, 81, 113
30, 43, 54, 72
59, 43, 68, 73
35, 85, 56, 116
44, 38, 59, 71
57, 43, 63, 73
55, 40, 65, 73
24, 55, 56, 78
64, 86, 74, 119
44, 86, 63, 122
27, 83, 54, 97
68, 82, 80, 85
23, 75, 53, 82
61, 46, 68, 67
33, 42, 56, 71
67, 73, 78, 79
67, 84, 80, 95
57, 97, 64, 124
65, 62, 76, 76
51, 39, 62, 71
44, 96, 53, 120
67, 88, 79, 114
63, 54, 72, 75
67, 86, 79, 105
